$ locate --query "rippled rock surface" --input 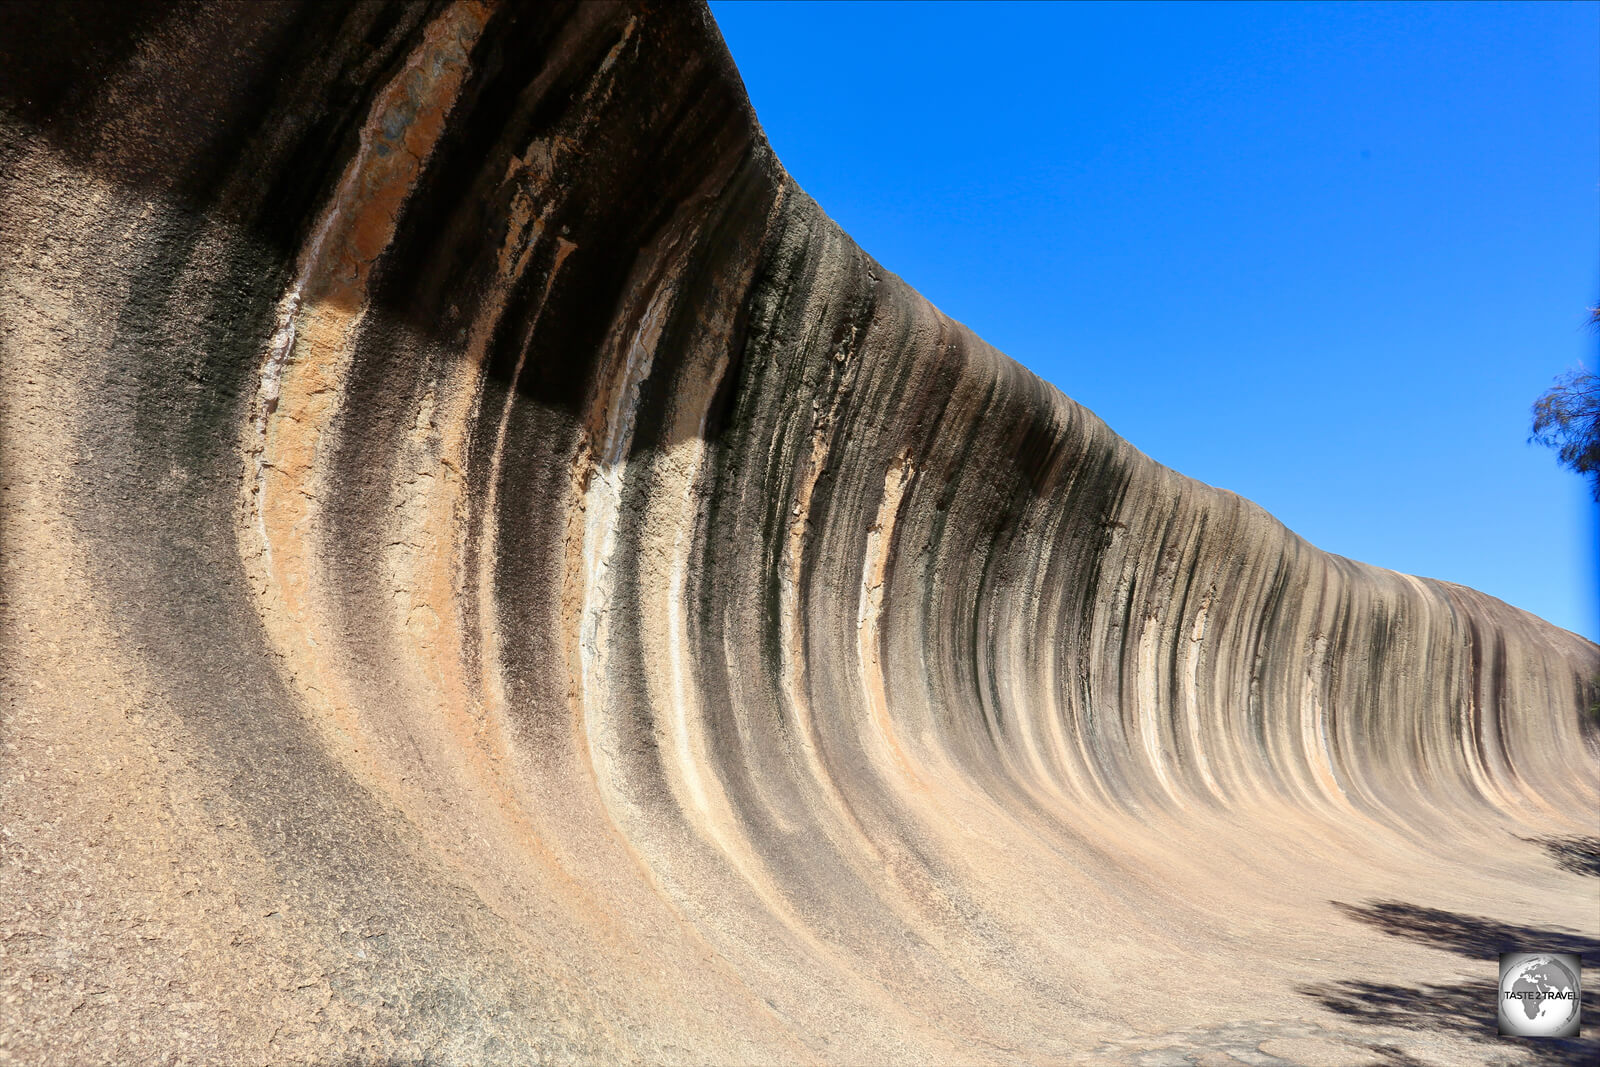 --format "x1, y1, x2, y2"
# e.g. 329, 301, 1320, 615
3, 3, 1596, 1063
